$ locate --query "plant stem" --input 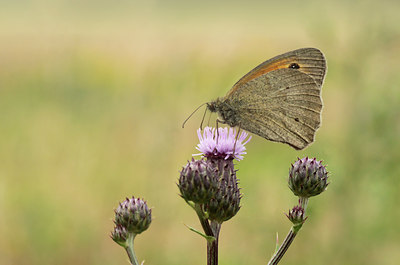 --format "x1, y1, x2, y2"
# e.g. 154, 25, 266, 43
193, 204, 221, 265
207, 238, 218, 265
125, 234, 139, 265
267, 227, 298, 265
267, 197, 309, 265
299, 197, 308, 211
207, 222, 221, 265
194, 204, 213, 237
